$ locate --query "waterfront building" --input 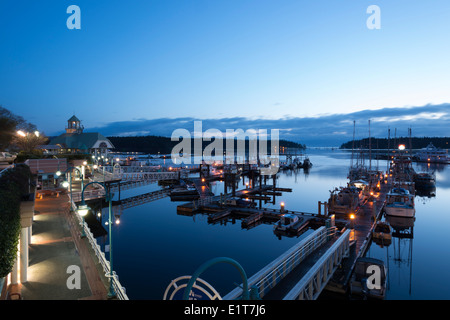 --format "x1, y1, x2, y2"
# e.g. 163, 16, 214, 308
49, 115, 114, 158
